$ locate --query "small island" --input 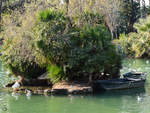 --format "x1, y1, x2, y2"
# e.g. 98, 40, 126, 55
1, 0, 150, 113
0, 0, 149, 96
